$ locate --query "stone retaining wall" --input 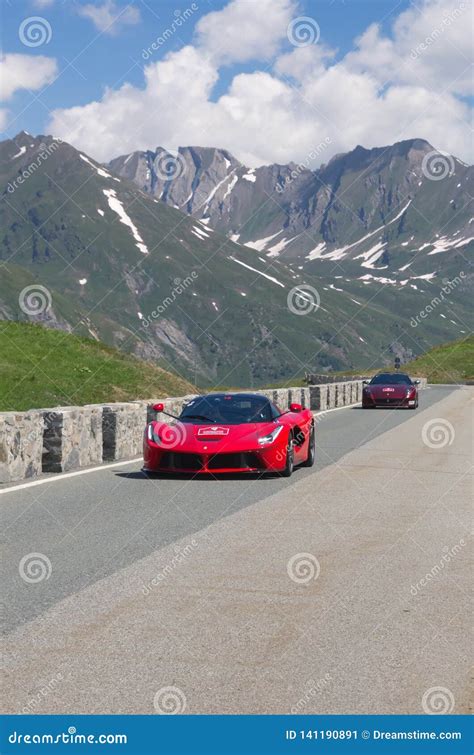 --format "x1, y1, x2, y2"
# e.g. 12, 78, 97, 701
0, 378, 426, 483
